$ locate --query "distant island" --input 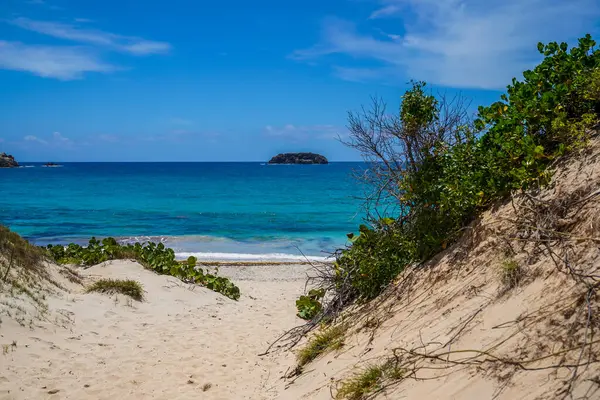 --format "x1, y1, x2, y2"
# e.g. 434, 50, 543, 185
0, 152, 18, 168
268, 152, 328, 165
